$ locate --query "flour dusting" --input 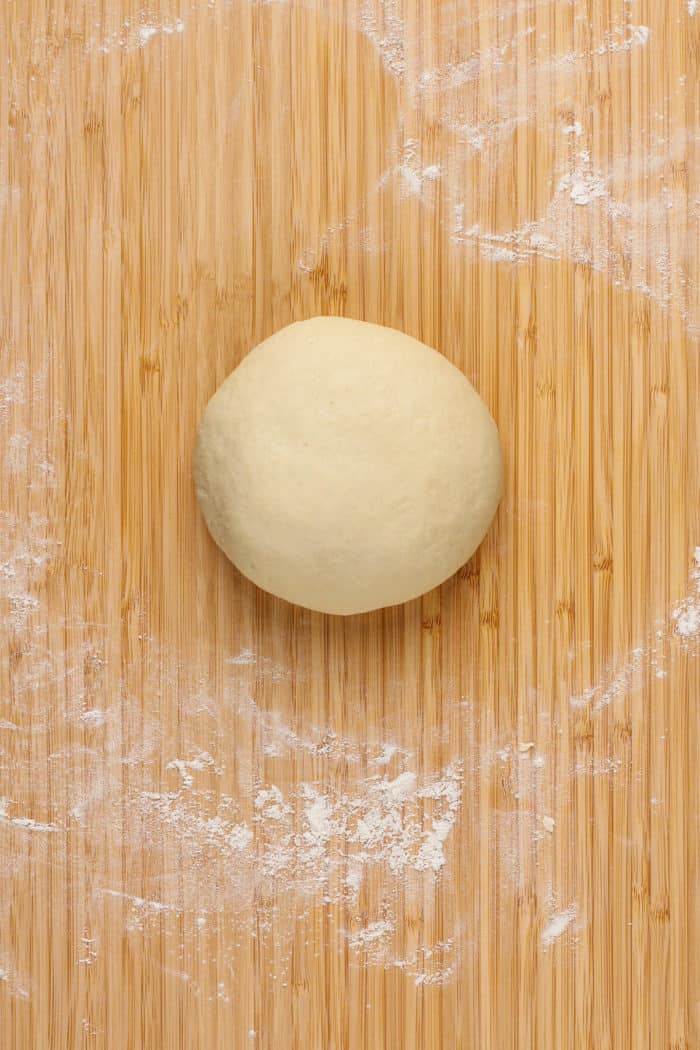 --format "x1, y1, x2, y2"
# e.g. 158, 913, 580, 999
358, 0, 405, 76
294, 1, 700, 337
542, 905, 578, 948
673, 548, 700, 640
86, 15, 185, 53
567, 544, 700, 716
0, 956, 30, 1001
0, 798, 60, 834
348, 918, 395, 950
137, 20, 185, 47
